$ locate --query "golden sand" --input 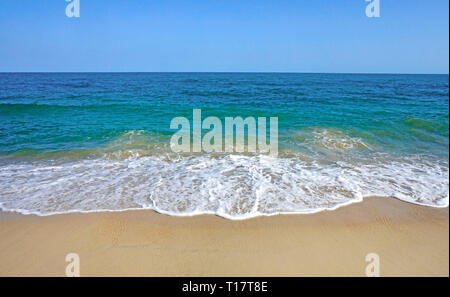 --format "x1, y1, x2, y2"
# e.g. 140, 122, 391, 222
0, 197, 448, 276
